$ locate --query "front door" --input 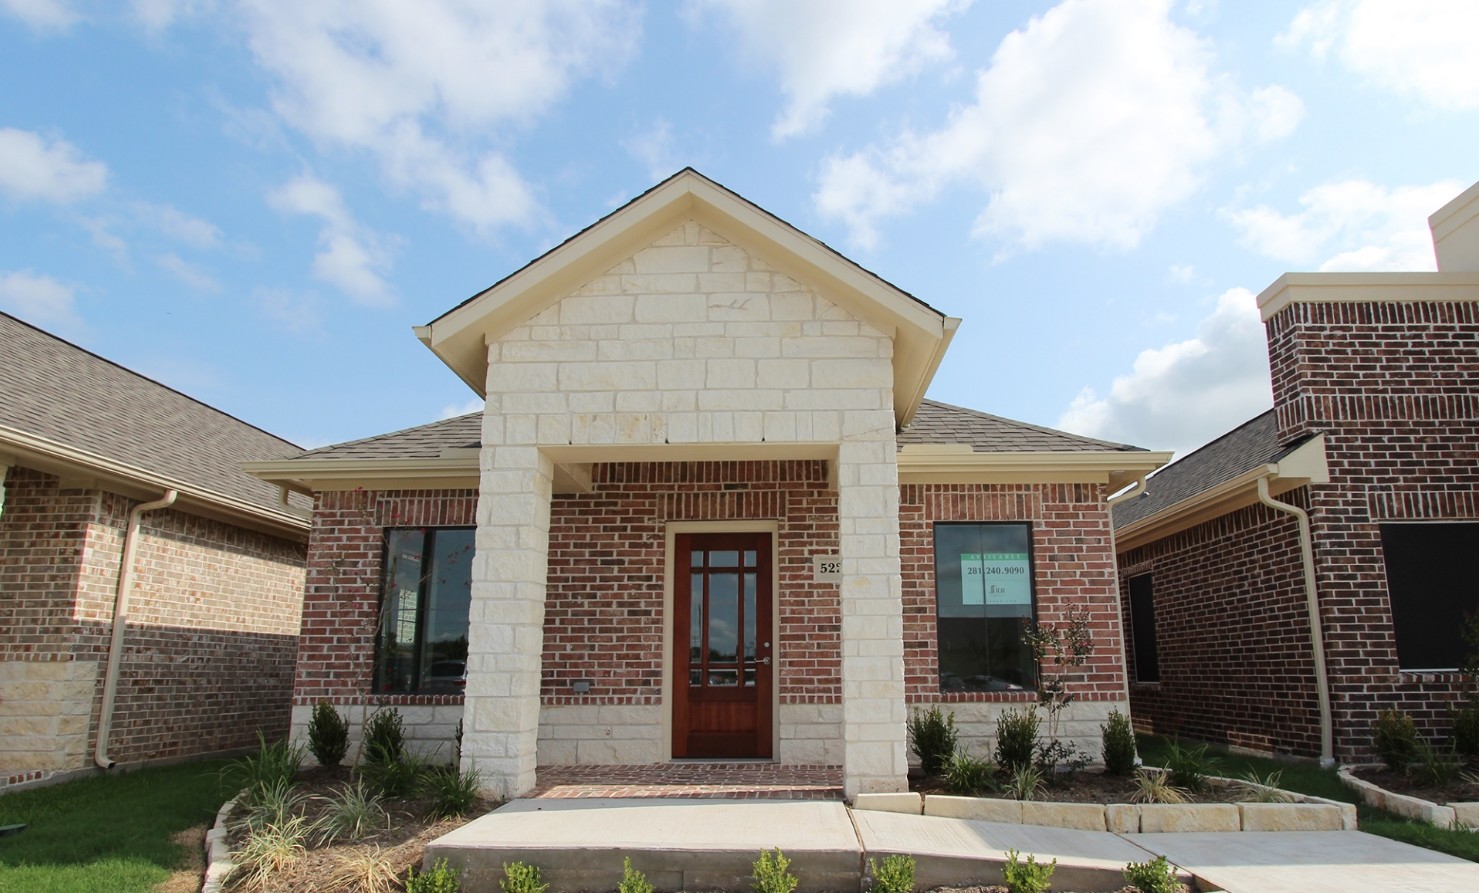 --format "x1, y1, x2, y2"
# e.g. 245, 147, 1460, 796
673, 532, 773, 758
